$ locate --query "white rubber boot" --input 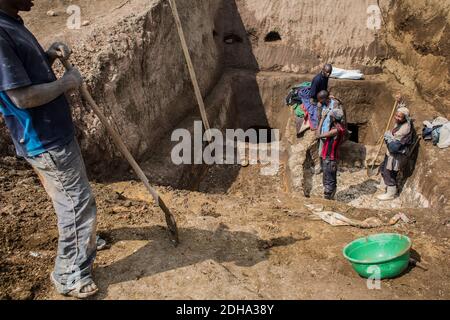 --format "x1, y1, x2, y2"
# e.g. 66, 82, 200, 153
377, 179, 387, 192
377, 186, 397, 201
